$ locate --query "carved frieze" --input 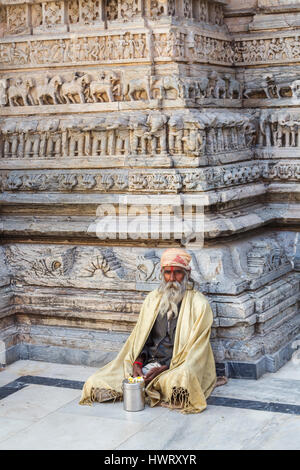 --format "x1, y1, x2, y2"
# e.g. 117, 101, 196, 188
1, 162, 264, 194
243, 72, 300, 99
234, 35, 300, 65
0, 30, 234, 68
0, 0, 225, 36
136, 250, 161, 284
258, 110, 300, 148
0, 111, 255, 160
0, 70, 244, 107
0, 32, 149, 68
262, 162, 300, 181
247, 241, 290, 276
